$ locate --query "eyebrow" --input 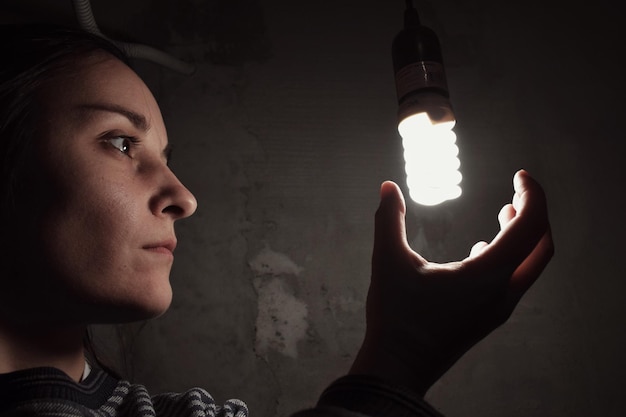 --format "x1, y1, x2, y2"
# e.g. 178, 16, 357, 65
77, 102, 172, 163
76, 102, 150, 132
